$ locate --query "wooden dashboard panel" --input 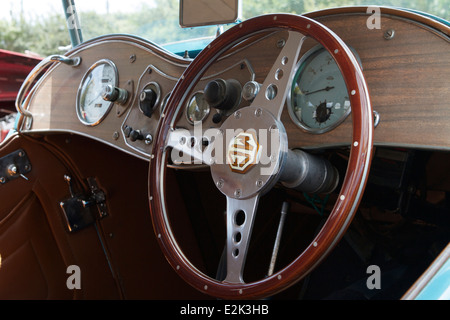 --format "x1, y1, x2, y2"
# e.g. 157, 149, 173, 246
286, 10, 450, 150
24, 35, 189, 159
22, 7, 450, 159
